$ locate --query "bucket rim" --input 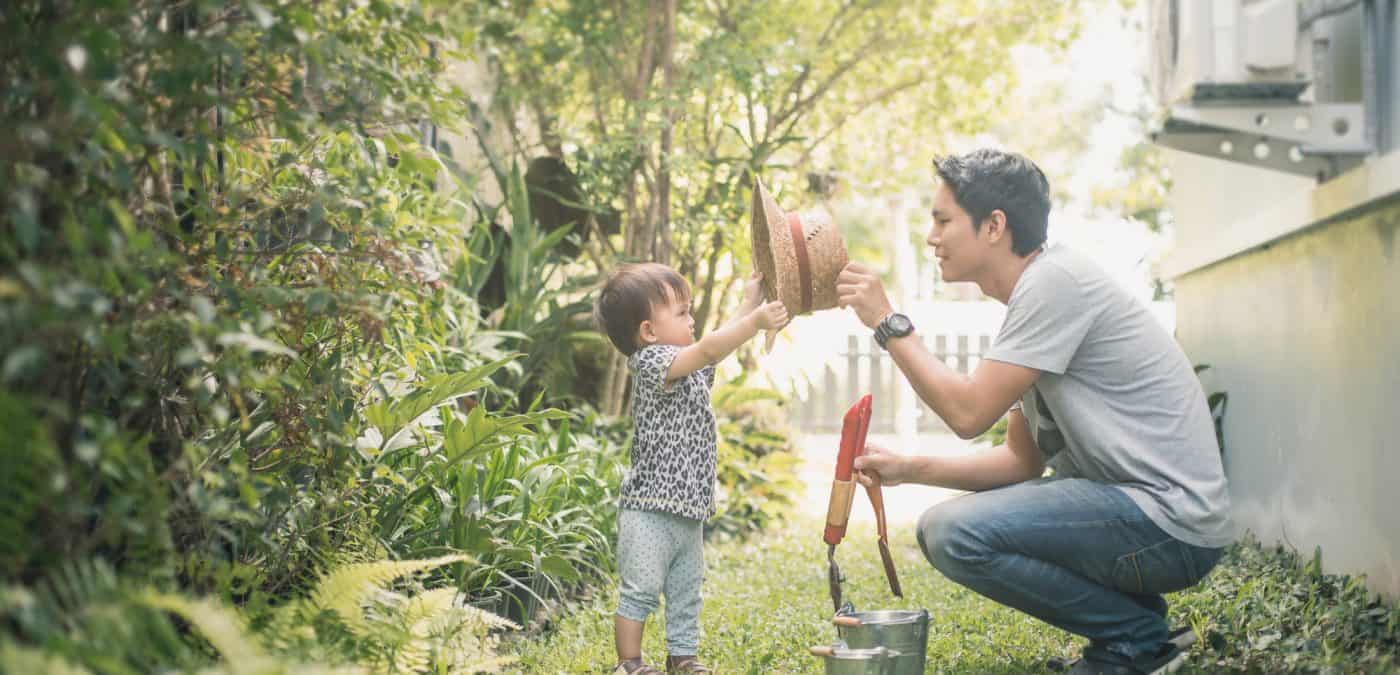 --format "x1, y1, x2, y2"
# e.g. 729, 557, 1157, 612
836, 608, 931, 626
